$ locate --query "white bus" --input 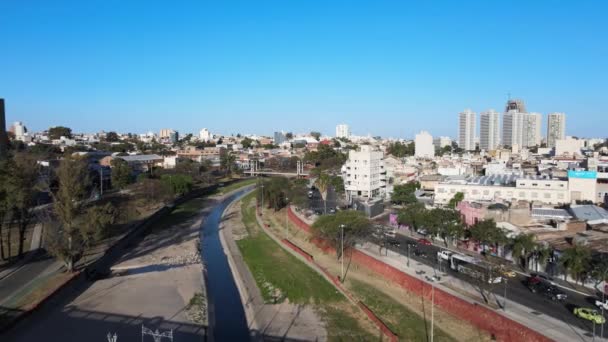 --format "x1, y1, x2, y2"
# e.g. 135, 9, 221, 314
449, 254, 502, 284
